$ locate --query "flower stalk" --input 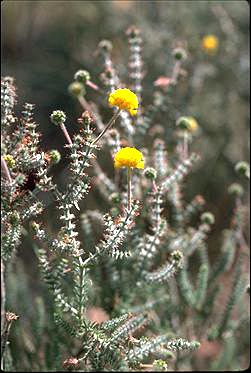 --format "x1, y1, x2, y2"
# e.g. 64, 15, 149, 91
183, 131, 189, 160
127, 167, 132, 211
92, 109, 121, 145
60, 123, 73, 145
